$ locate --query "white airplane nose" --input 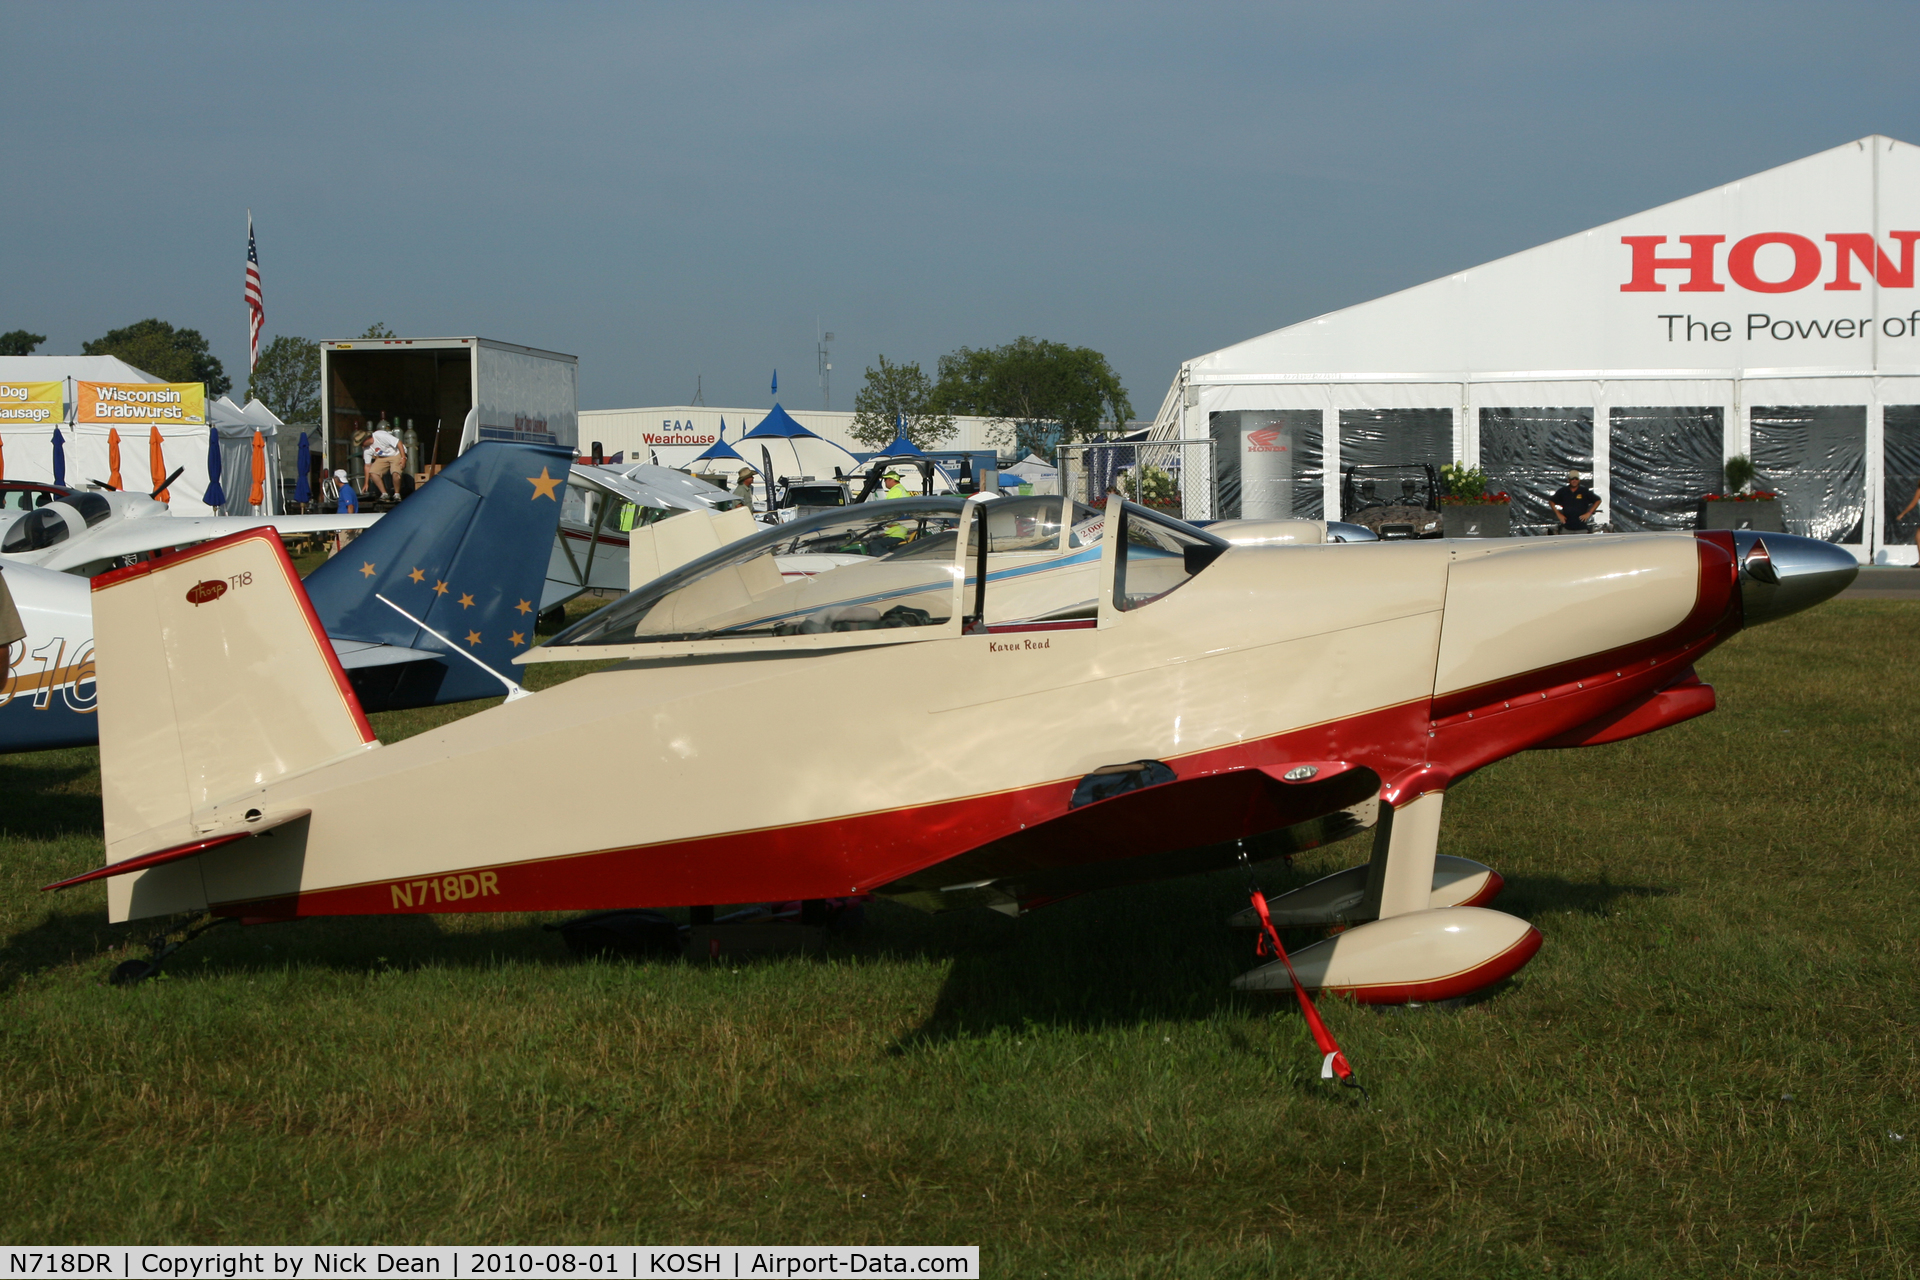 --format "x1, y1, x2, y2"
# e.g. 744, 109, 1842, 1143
1731, 531, 1858, 626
